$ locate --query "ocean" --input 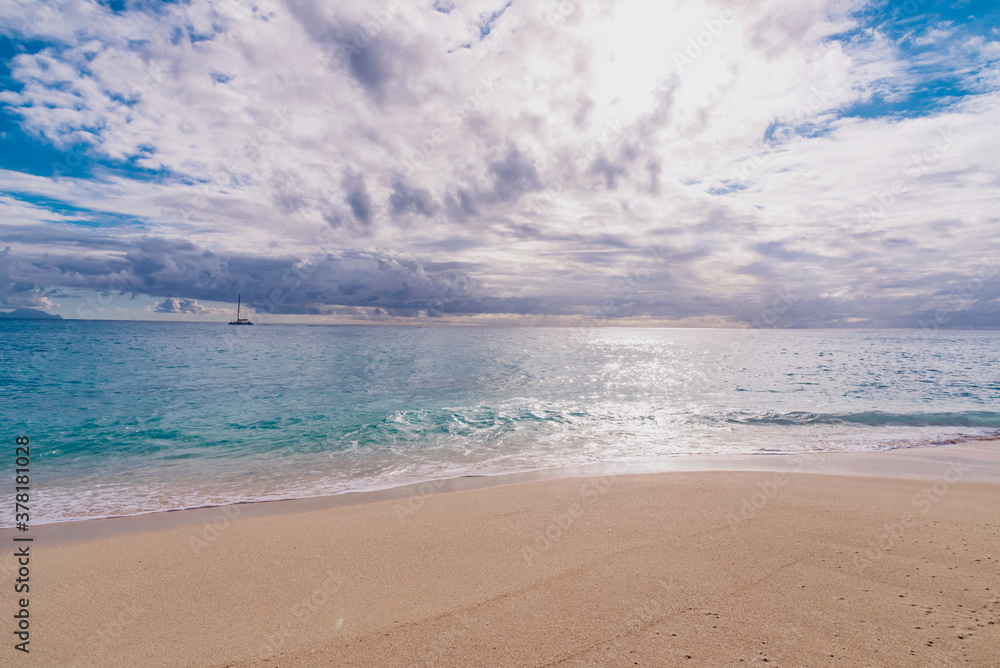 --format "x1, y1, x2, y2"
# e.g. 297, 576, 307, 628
2, 320, 998, 525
